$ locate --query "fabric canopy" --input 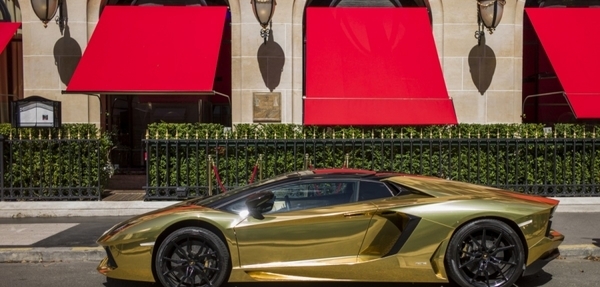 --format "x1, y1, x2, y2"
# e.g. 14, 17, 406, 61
0, 22, 20, 53
65, 6, 227, 95
526, 8, 600, 119
305, 7, 457, 125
